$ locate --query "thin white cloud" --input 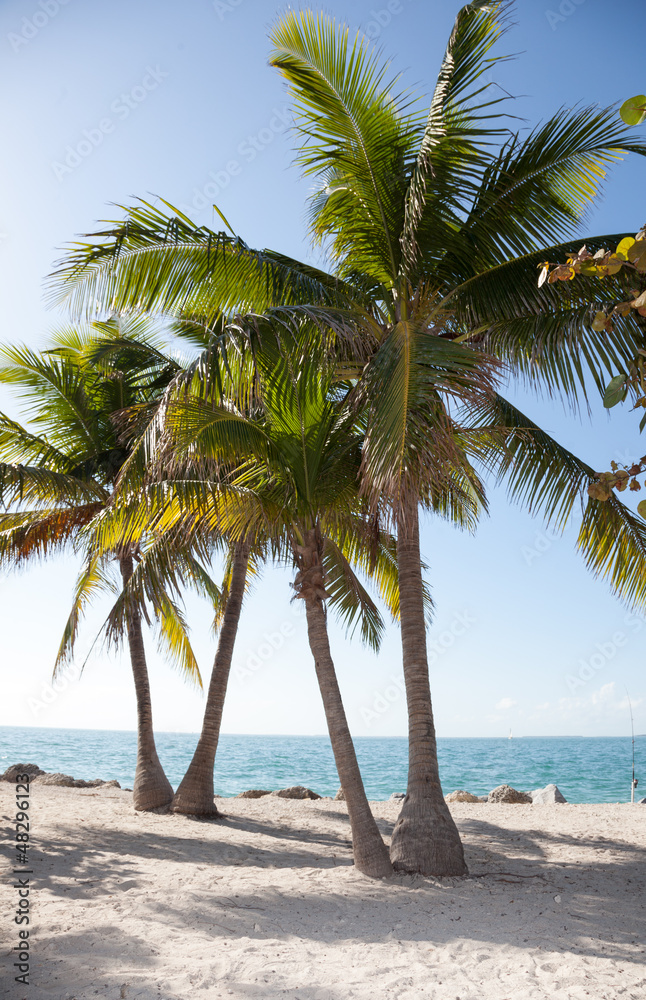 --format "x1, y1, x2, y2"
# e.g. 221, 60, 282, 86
496, 697, 516, 711
557, 682, 643, 723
